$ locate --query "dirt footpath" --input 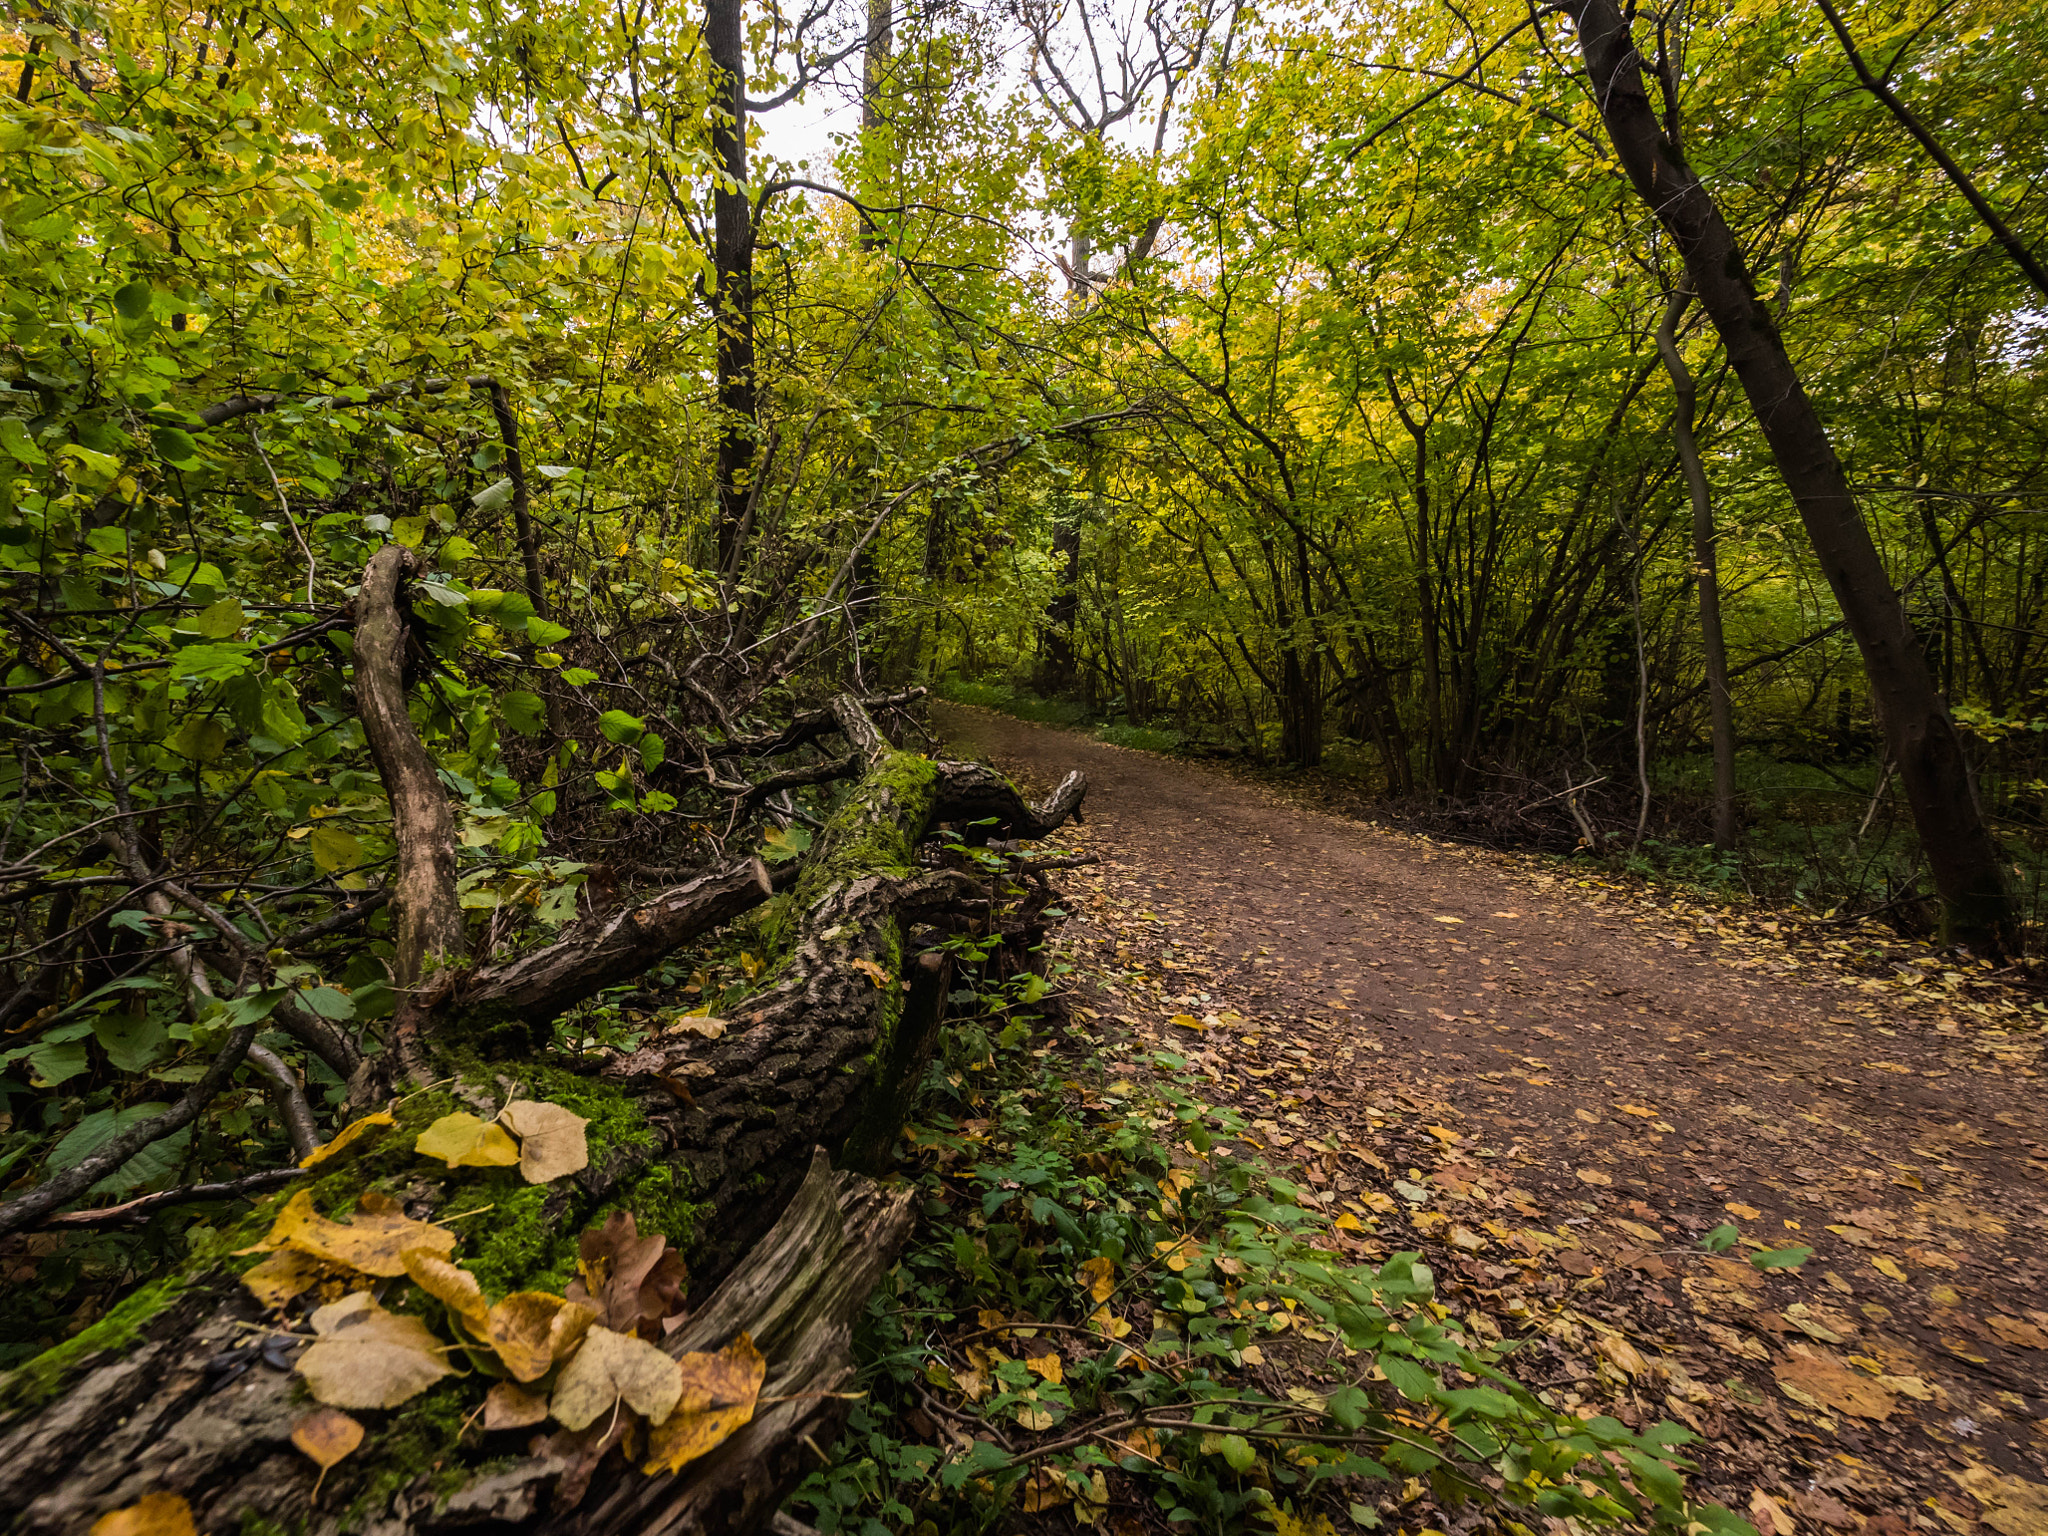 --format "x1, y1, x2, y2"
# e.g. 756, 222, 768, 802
934, 702, 2048, 1534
